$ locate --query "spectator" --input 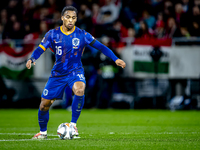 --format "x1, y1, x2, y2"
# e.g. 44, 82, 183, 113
22, 0, 35, 22
96, 0, 121, 25
189, 21, 200, 37
125, 27, 136, 45
155, 12, 164, 27
151, 0, 163, 6
147, 0, 164, 16
181, 0, 189, 13
121, 5, 136, 26
180, 27, 190, 38
10, 21, 25, 39
194, 0, 200, 6
1, 0, 200, 62
51, 11, 62, 25
116, 27, 136, 51
0, 9, 8, 27
76, 4, 93, 32
10, 14, 18, 23
91, 3, 100, 25
24, 23, 31, 35
65, 0, 78, 9
163, 0, 174, 22
175, 3, 184, 26
113, 20, 128, 38
94, 0, 122, 37
33, 6, 51, 21
164, 17, 182, 38
6, 0, 22, 20
39, 7, 50, 20
39, 21, 48, 38
154, 13, 165, 38
109, 20, 128, 42
191, 5, 200, 23
80, 3, 92, 17
3, 14, 19, 39
0, 23, 3, 43
91, 3, 102, 37
35, 0, 45, 6
43, 0, 57, 15
187, 5, 200, 36
141, 10, 156, 29
136, 21, 154, 38
56, 0, 78, 15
